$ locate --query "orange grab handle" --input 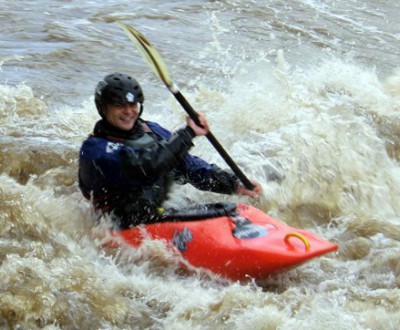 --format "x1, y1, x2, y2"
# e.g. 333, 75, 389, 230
284, 232, 310, 250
